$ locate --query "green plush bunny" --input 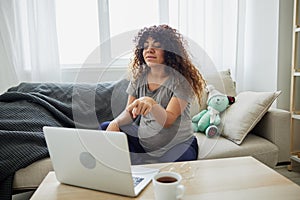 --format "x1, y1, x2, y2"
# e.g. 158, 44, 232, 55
192, 85, 235, 137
